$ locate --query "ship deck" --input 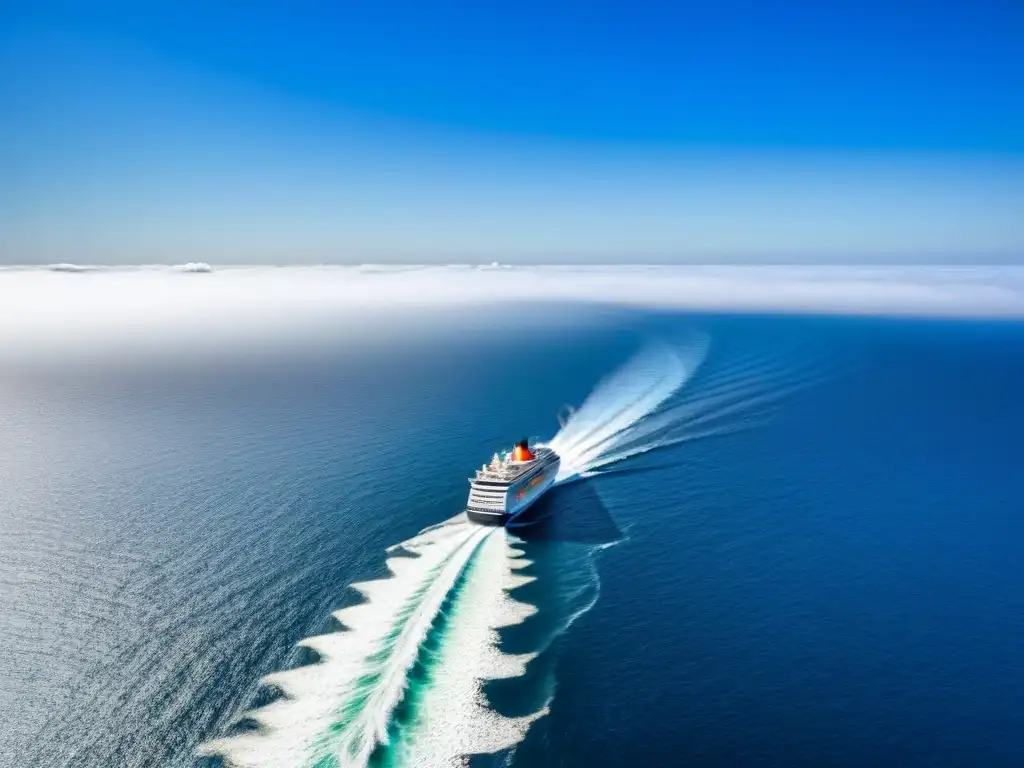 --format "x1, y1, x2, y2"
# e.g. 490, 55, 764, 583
471, 447, 557, 485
